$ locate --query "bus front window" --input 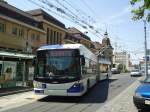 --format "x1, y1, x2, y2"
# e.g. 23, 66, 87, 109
35, 50, 80, 81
